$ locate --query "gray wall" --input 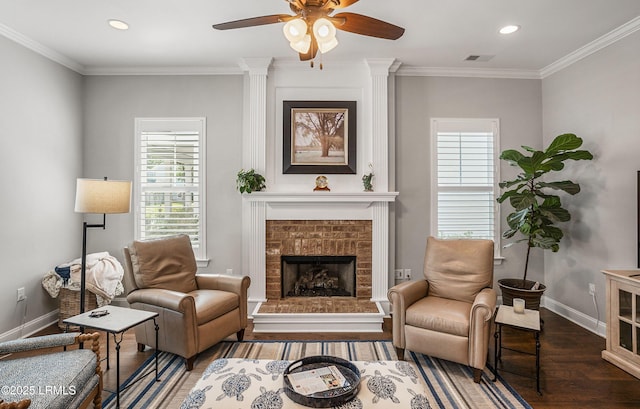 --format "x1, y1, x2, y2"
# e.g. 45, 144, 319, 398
0, 36, 83, 335
394, 76, 543, 284
82, 75, 245, 277
2, 27, 638, 336
542, 30, 640, 321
